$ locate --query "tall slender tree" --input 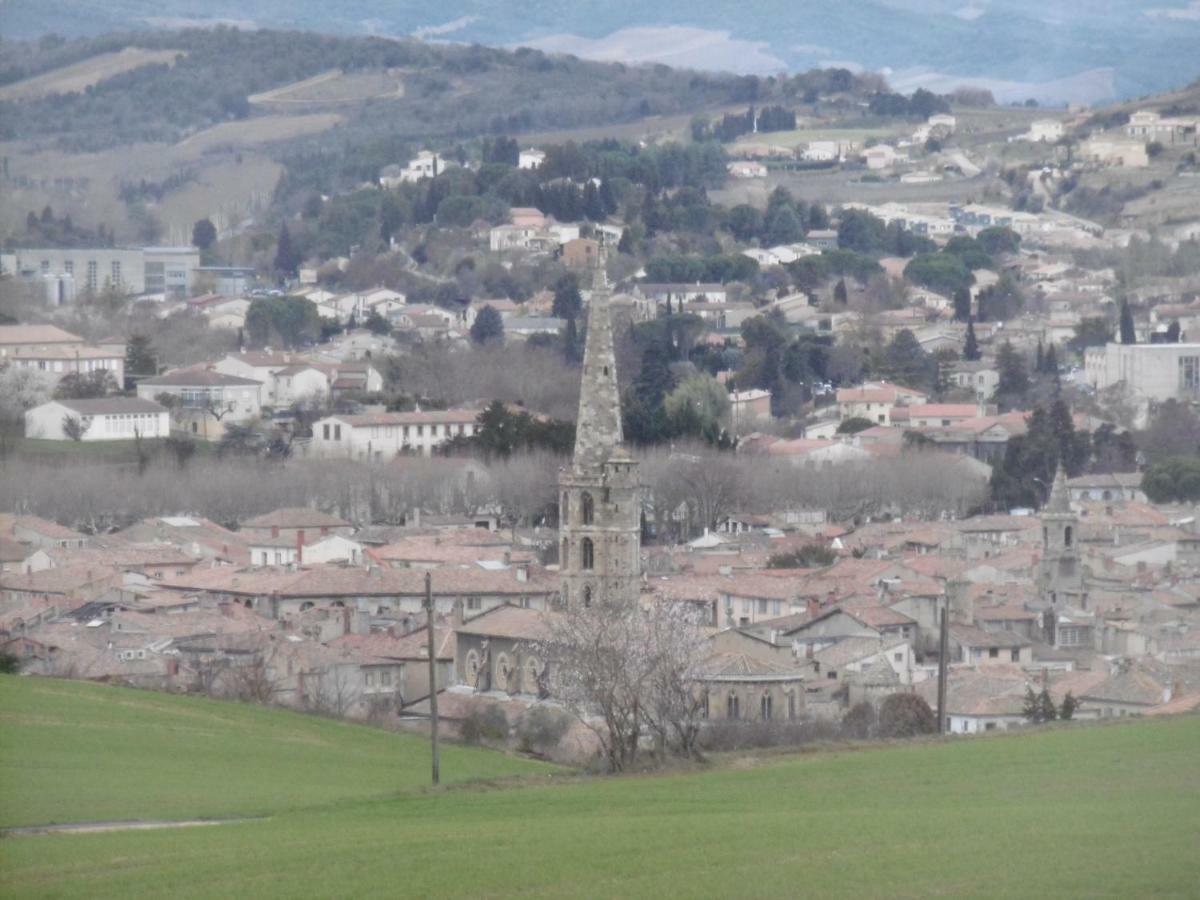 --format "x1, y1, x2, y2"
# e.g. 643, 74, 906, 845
1119, 299, 1136, 344
963, 318, 981, 361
